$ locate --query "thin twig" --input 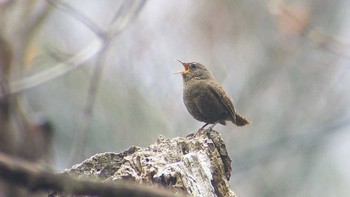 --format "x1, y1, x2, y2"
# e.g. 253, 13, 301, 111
108, 1, 147, 37
46, 0, 105, 39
